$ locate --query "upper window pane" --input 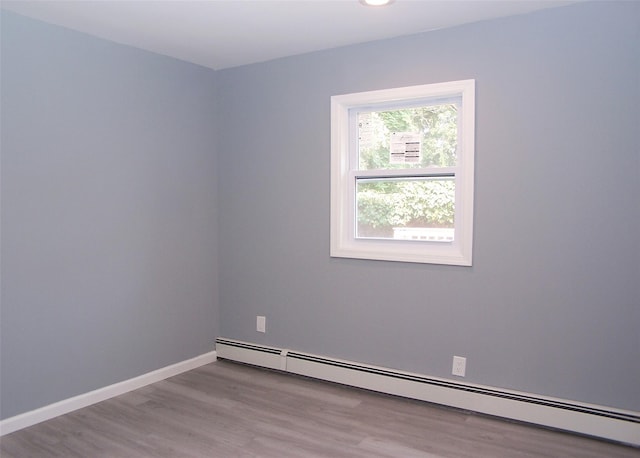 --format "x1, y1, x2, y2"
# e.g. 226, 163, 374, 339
357, 101, 459, 170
